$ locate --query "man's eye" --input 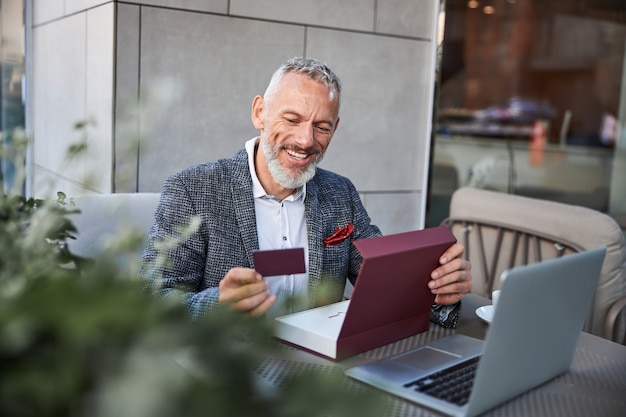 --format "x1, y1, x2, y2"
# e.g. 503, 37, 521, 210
314, 125, 331, 133
286, 118, 298, 124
